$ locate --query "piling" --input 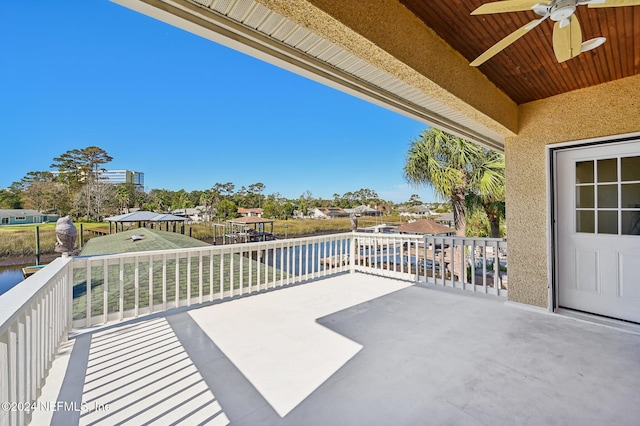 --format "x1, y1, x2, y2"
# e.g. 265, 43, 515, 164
35, 226, 40, 266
